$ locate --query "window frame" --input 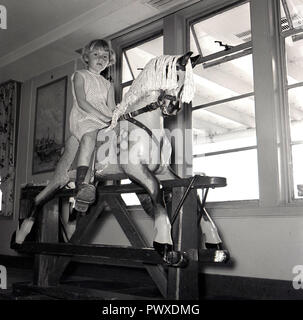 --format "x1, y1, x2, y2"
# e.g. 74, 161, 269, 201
111, 21, 163, 103
279, 2, 303, 203
119, 32, 164, 101
182, 0, 289, 211
187, 0, 260, 205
